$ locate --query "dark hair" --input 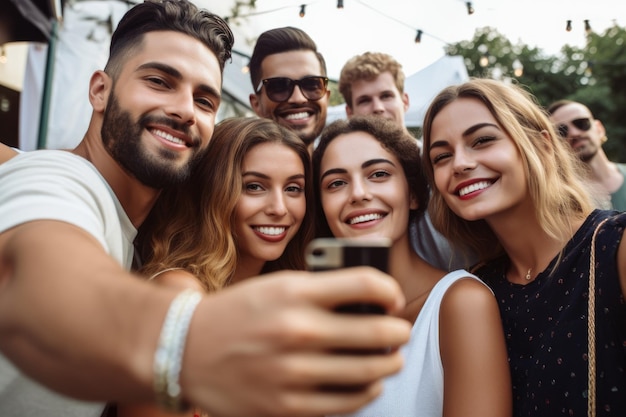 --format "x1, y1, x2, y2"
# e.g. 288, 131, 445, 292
248, 26, 327, 92
105, 0, 234, 76
546, 99, 597, 119
312, 115, 428, 237
546, 99, 574, 115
